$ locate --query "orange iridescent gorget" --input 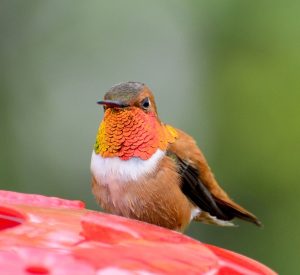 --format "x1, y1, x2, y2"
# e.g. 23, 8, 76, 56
94, 107, 178, 160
